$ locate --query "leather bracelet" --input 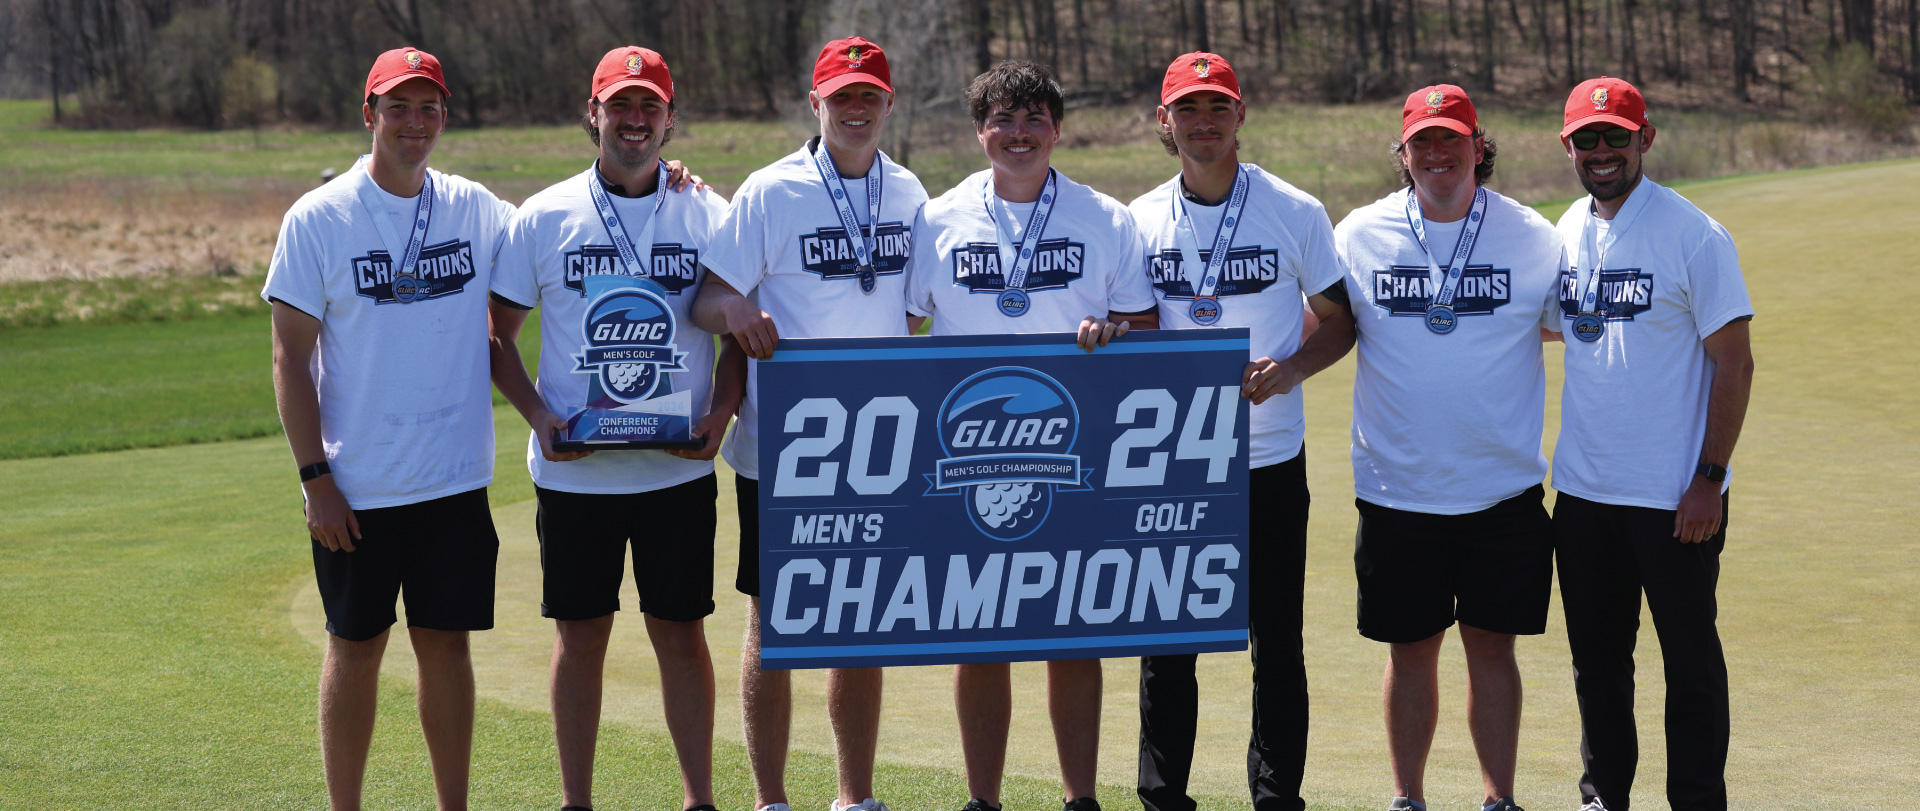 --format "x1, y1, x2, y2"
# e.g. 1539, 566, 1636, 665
299, 461, 332, 482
